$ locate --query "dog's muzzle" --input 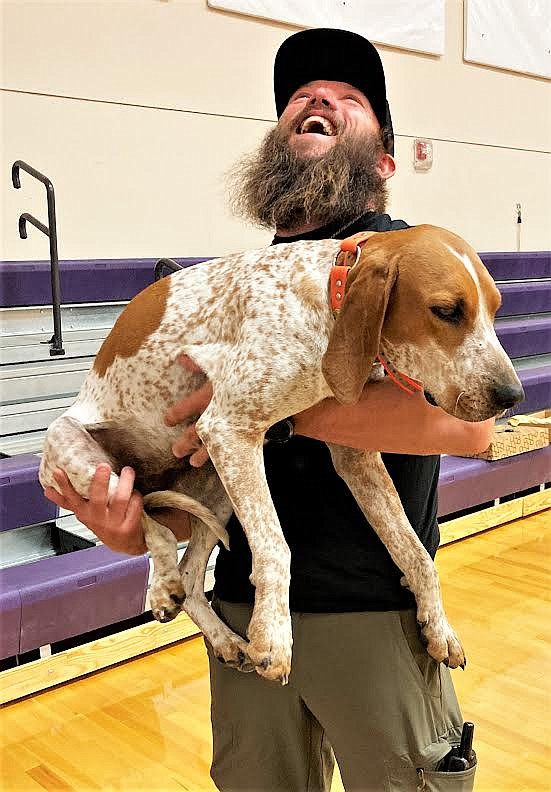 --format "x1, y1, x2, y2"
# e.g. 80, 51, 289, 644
490, 382, 525, 412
